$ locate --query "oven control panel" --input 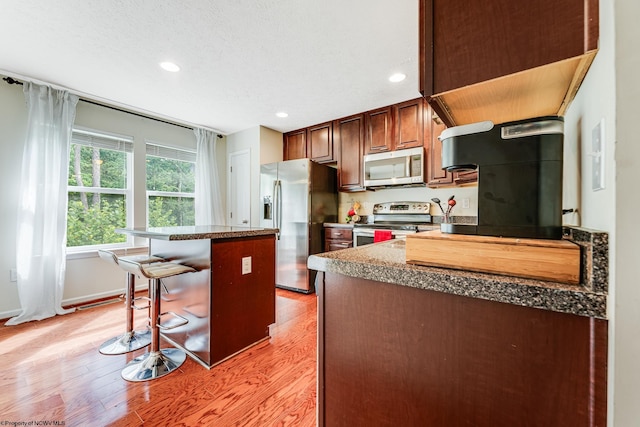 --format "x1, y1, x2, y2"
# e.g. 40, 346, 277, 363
372, 201, 431, 215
